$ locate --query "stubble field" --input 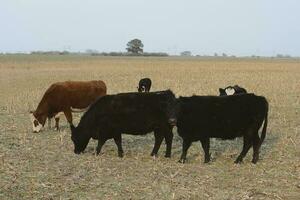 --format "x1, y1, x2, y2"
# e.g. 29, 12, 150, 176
0, 55, 299, 199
